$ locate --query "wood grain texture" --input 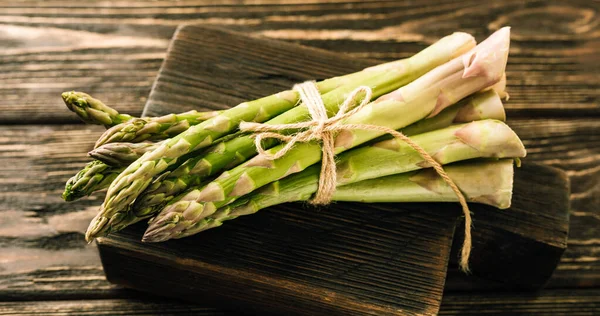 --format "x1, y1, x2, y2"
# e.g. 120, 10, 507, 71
100, 208, 457, 315
1, 0, 598, 123
0, 298, 232, 315
440, 289, 600, 315
0, 0, 598, 314
0, 124, 117, 301
509, 118, 600, 288
1, 289, 598, 316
